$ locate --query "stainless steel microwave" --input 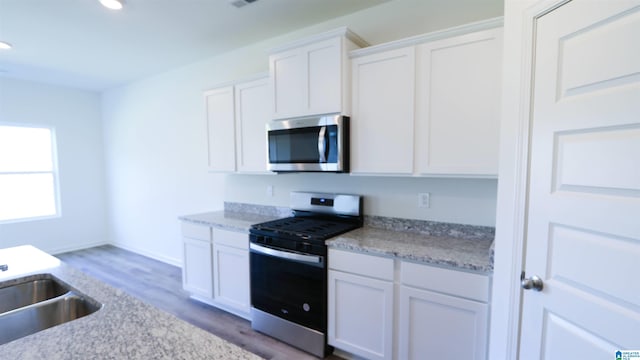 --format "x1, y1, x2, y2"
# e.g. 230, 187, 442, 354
266, 114, 349, 173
